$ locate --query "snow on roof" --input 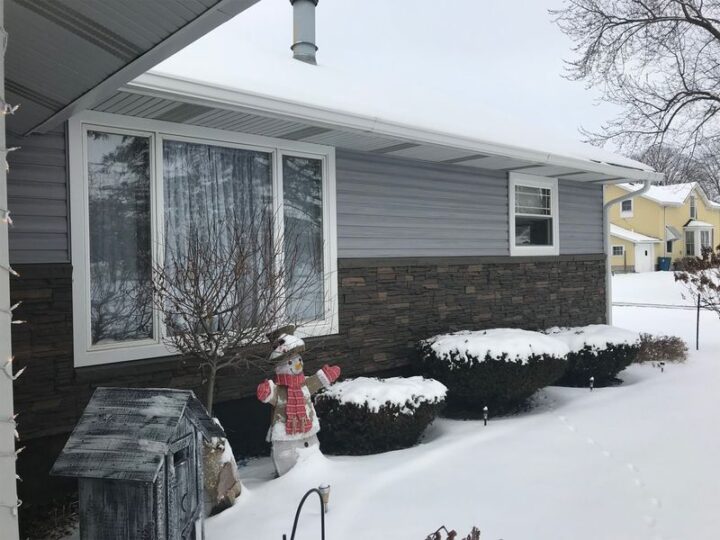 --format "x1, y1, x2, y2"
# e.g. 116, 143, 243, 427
610, 224, 662, 244
684, 220, 715, 228
148, 10, 656, 179
618, 182, 701, 206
